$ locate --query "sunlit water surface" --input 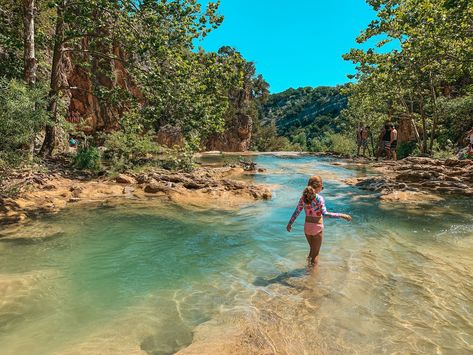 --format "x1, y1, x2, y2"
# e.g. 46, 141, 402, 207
0, 156, 472, 354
